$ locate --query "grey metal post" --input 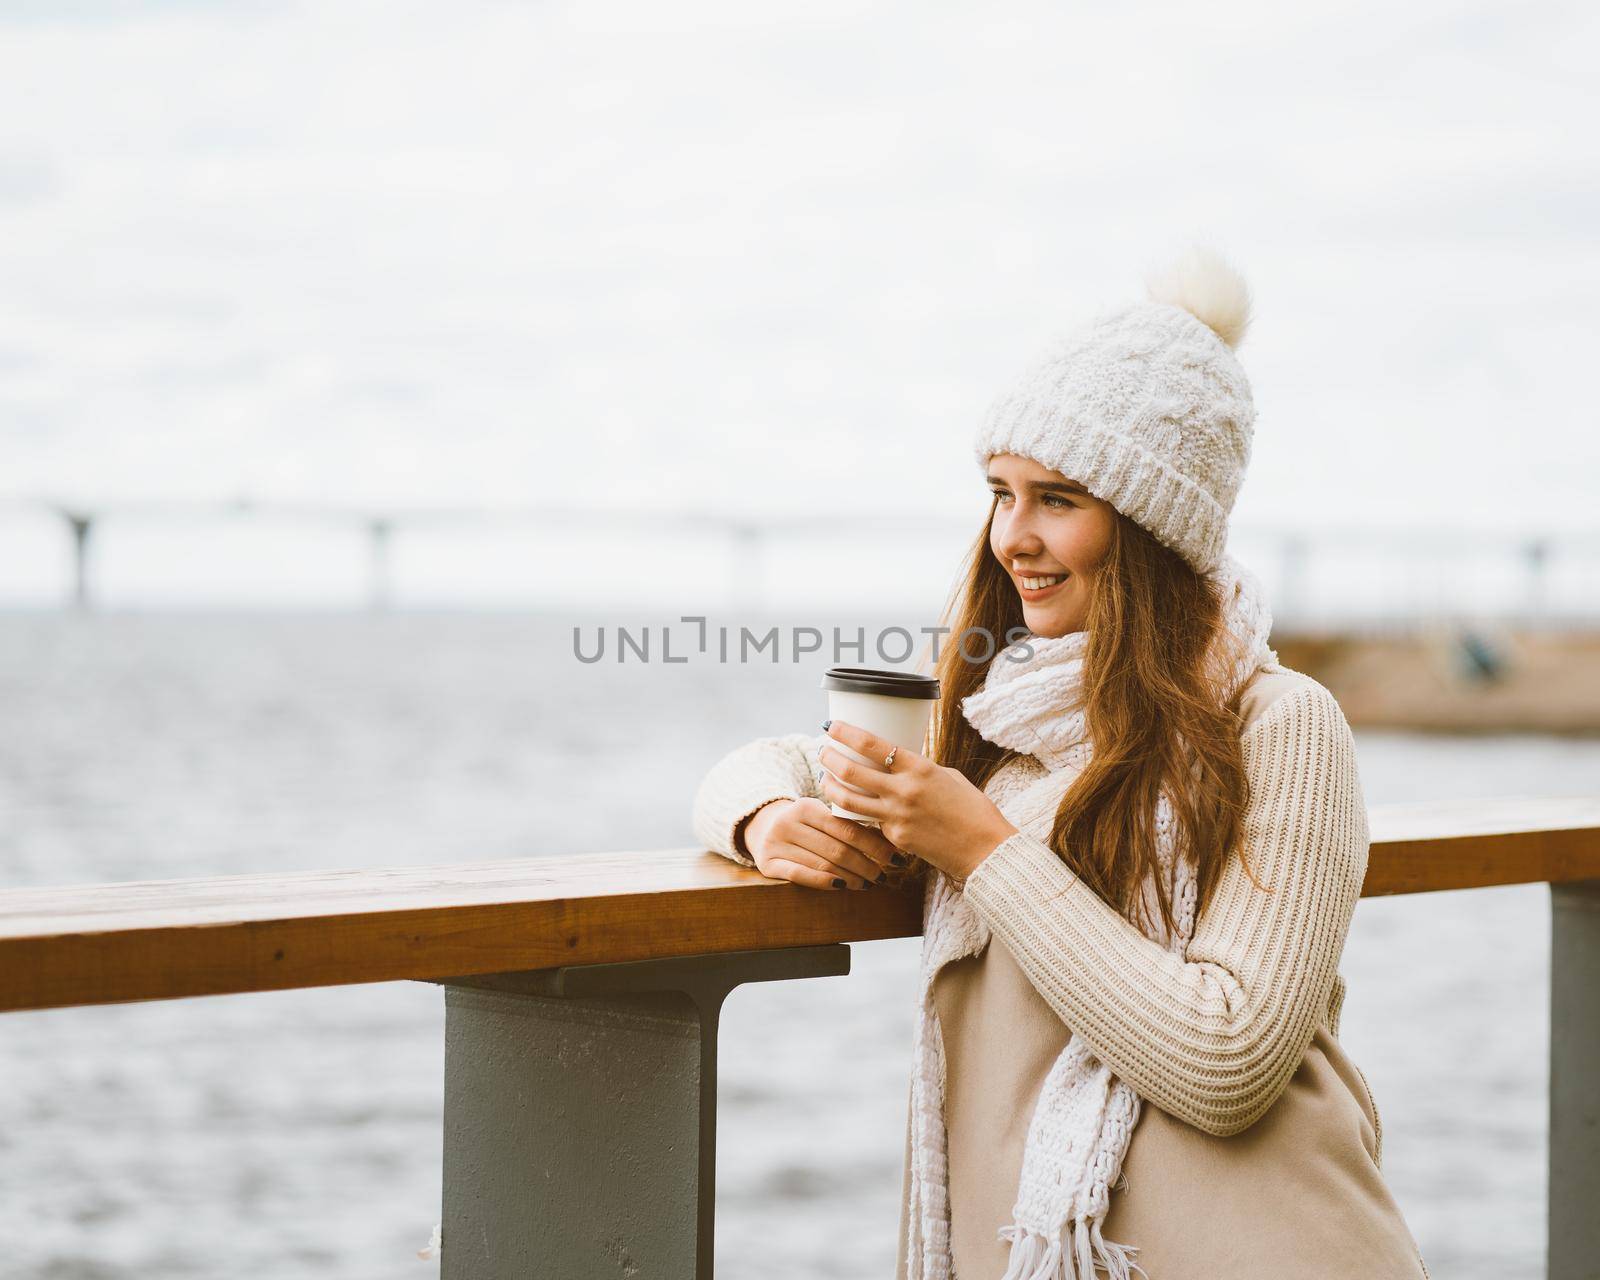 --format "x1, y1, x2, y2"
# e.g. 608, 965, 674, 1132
1550, 879, 1600, 1280
433, 944, 851, 1280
